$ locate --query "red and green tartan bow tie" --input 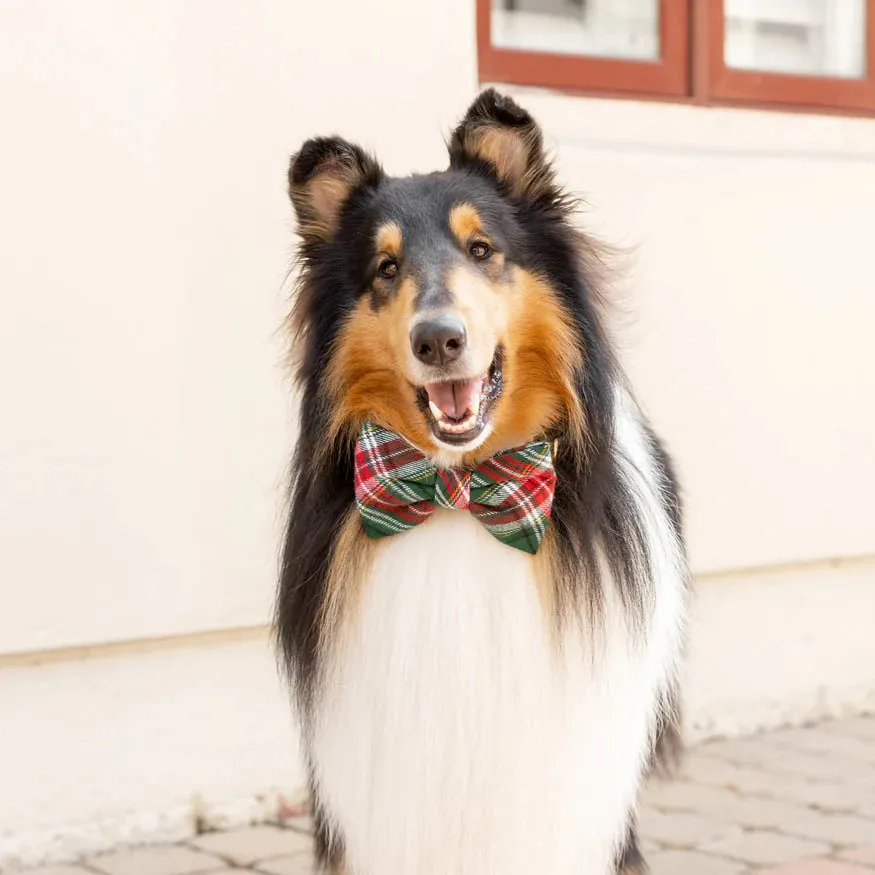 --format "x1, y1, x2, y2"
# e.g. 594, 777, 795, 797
353, 421, 556, 555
